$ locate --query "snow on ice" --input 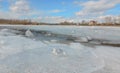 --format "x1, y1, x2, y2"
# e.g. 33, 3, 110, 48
0, 25, 120, 73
